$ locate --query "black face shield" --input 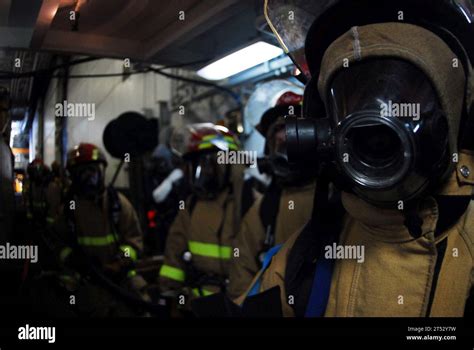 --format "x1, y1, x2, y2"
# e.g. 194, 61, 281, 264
188, 152, 230, 200
326, 58, 450, 206
259, 117, 315, 186
286, 58, 453, 208
71, 163, 106, 199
